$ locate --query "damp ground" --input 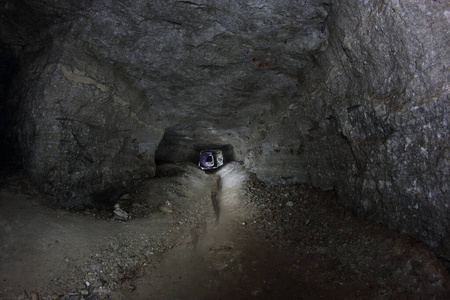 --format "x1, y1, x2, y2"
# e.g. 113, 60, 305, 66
1, 162, 449, 299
